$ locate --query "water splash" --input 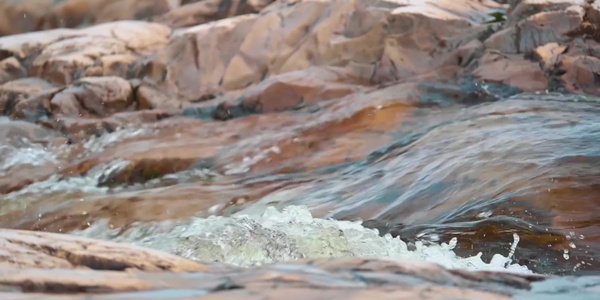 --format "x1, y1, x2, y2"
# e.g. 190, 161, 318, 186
0, 142, 58, 175
74, 205, 532, 274
81, 126, 148, 155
